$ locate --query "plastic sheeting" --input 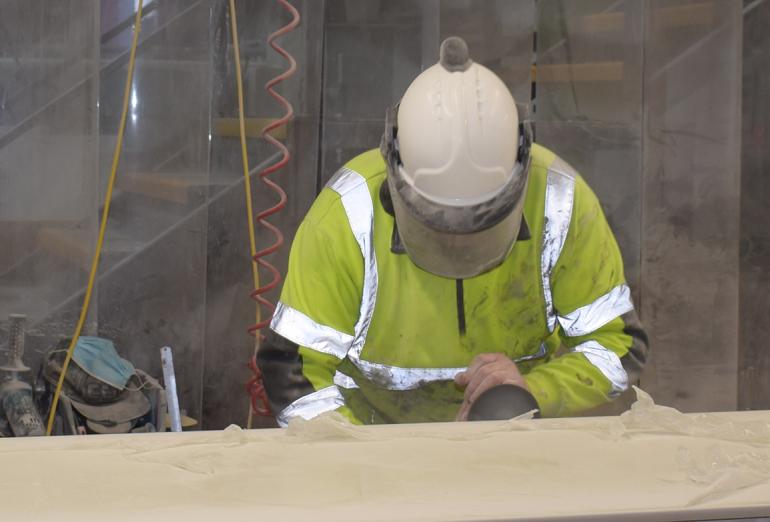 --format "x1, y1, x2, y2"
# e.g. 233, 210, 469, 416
1, 389, 769, 521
